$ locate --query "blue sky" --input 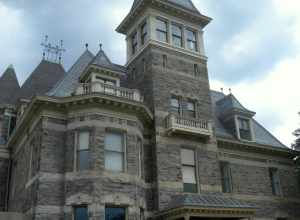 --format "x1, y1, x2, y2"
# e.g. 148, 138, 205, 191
0, 0, 299, 146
